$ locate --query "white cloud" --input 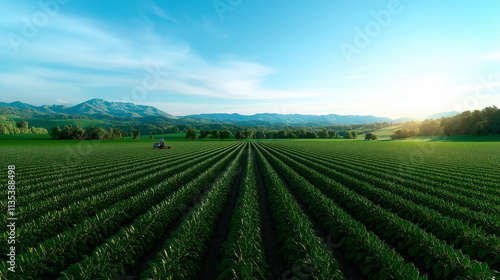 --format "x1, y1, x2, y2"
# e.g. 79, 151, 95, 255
1, 10, 323, 103
55, 98, 68, 104
151, 4, 182, 25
